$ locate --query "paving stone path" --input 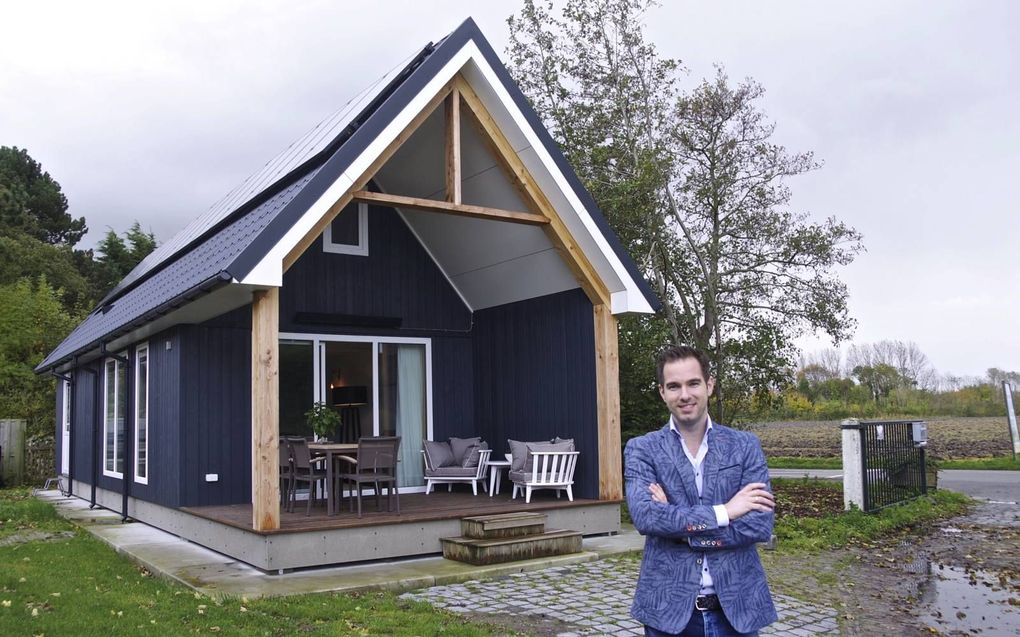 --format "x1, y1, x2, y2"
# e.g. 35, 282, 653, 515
402, 557, 839, 636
